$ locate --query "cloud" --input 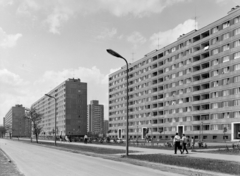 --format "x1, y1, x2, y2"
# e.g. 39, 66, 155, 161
0, 27, 22, 49
215, 0, 239, 4
150, 19, 196, 49
97, 28, 117, 40
3, 0, 190, 34
127, 31, 146, 49
99, 0, 190, 17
